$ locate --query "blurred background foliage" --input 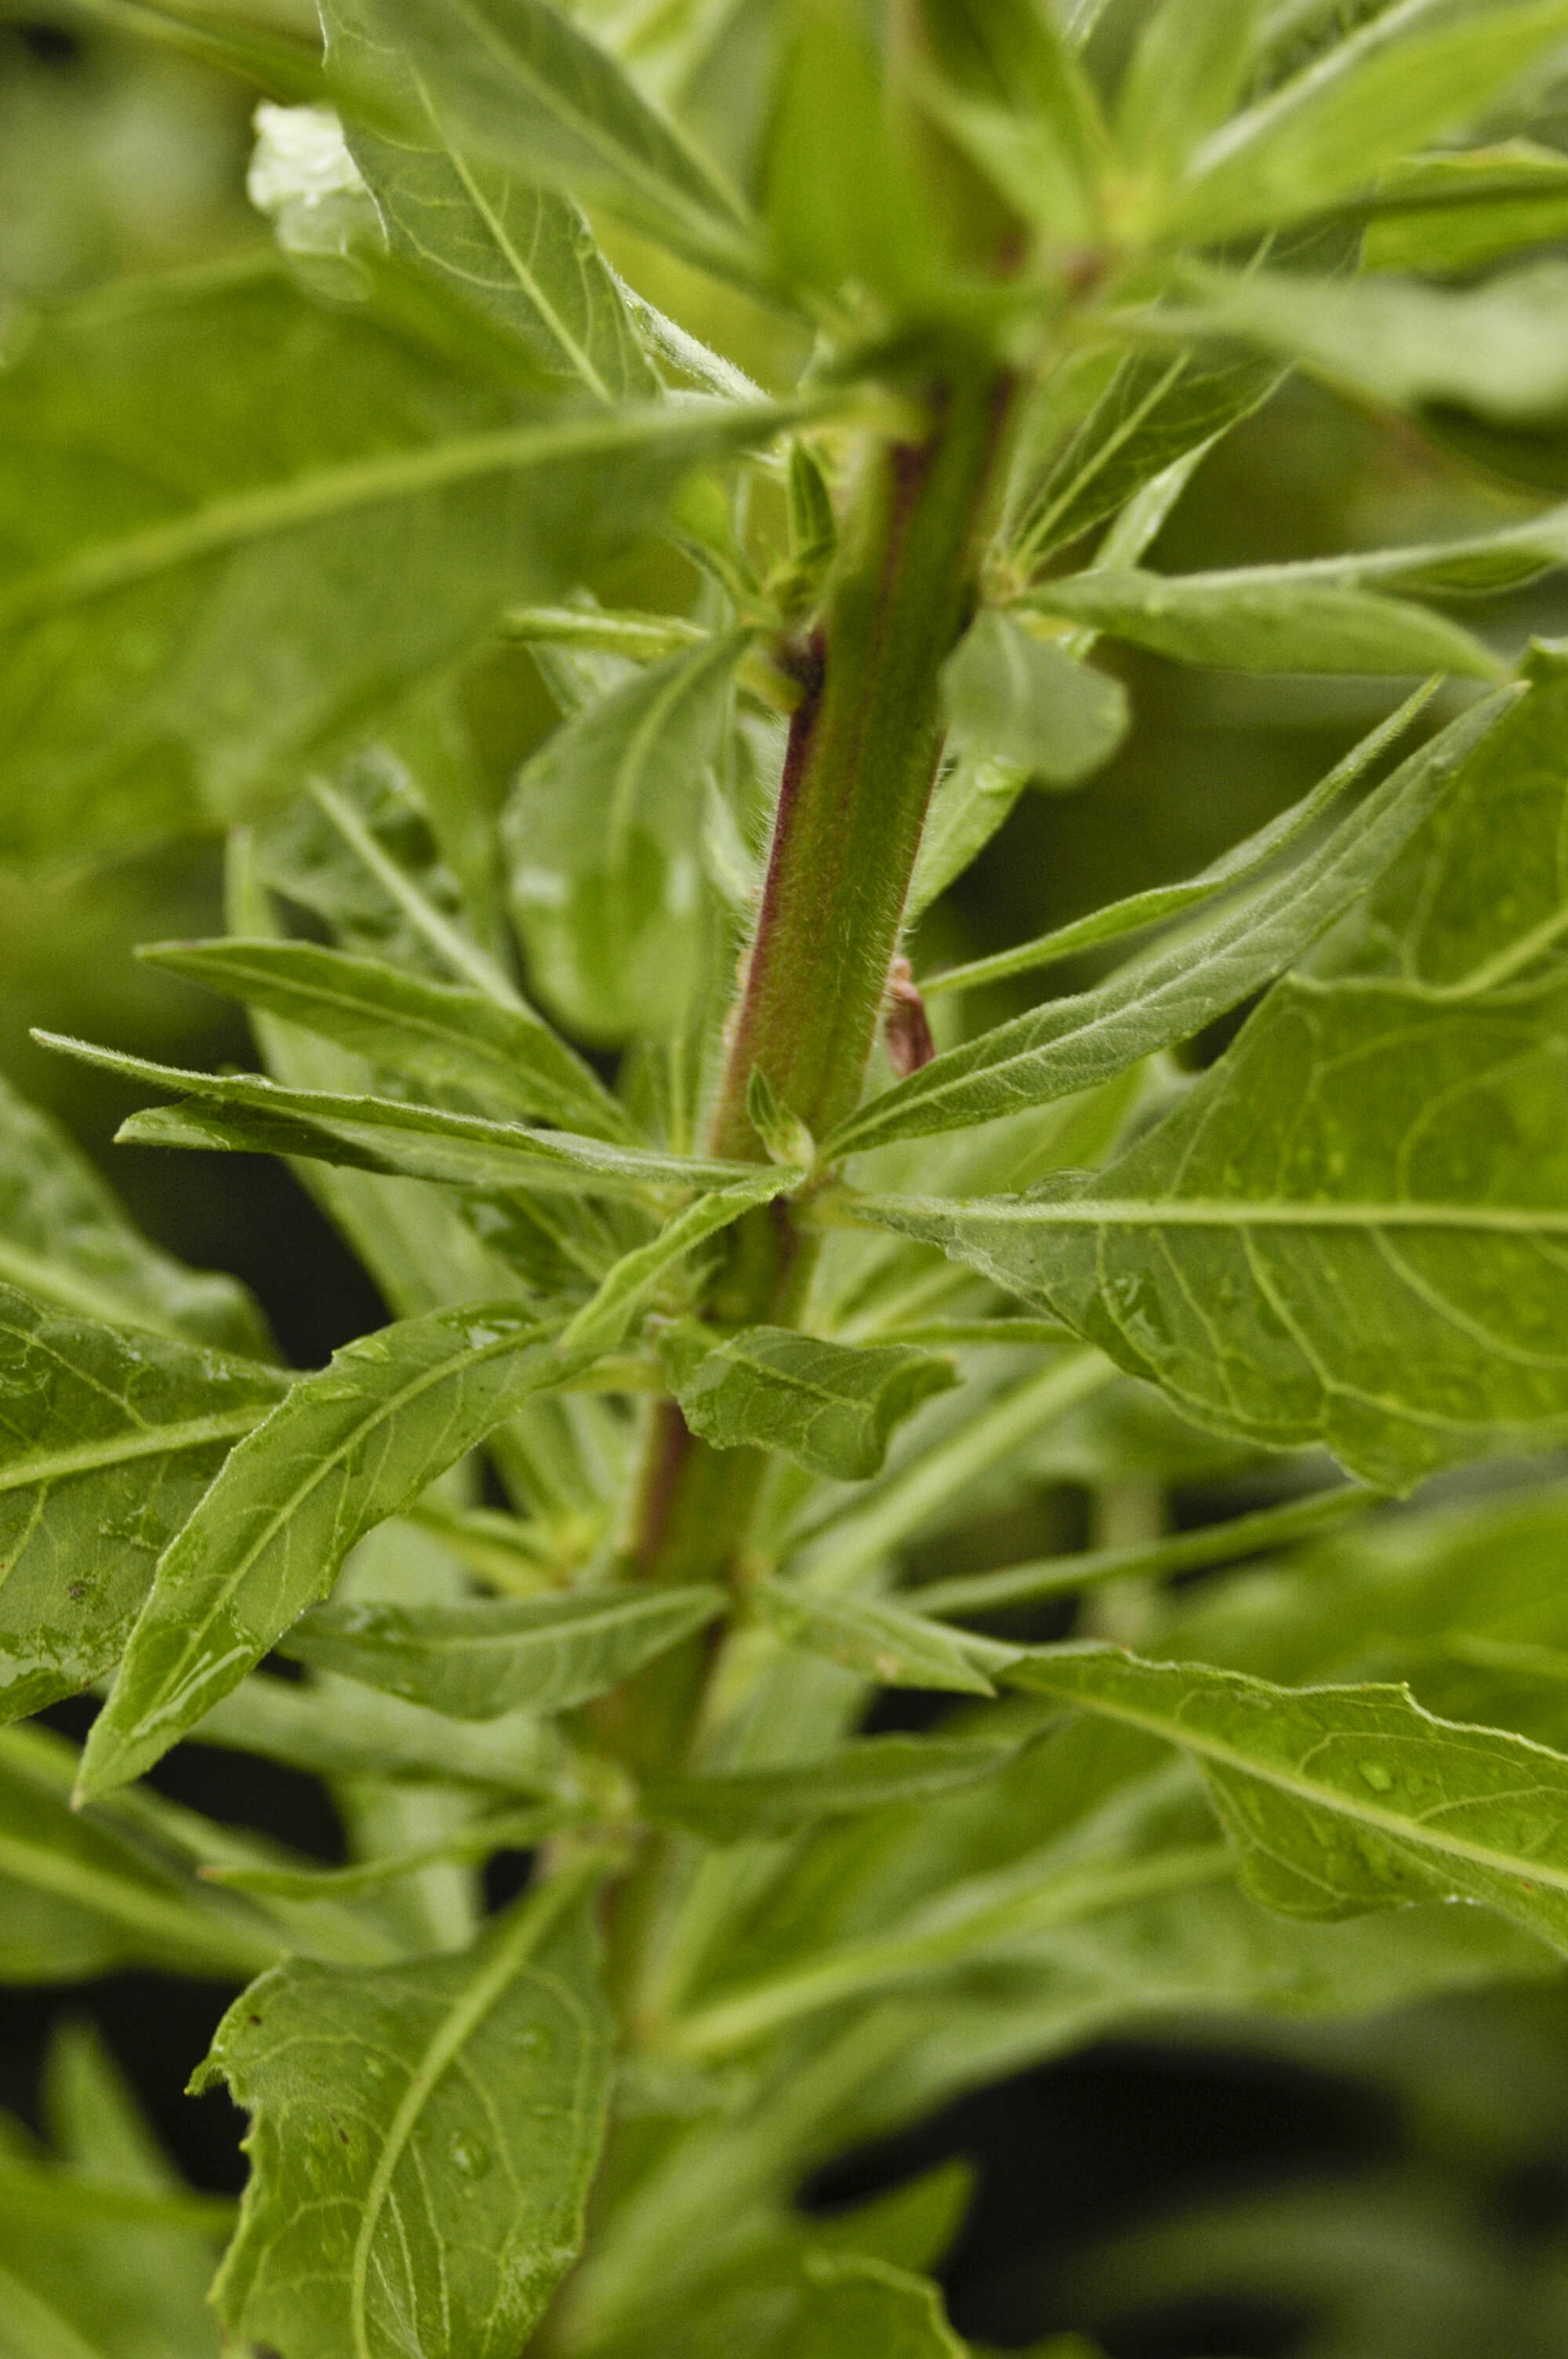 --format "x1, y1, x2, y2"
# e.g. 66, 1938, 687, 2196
7, 2, 1568, 2352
